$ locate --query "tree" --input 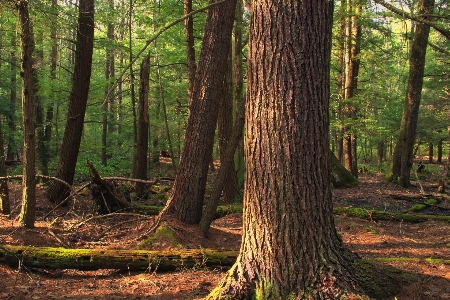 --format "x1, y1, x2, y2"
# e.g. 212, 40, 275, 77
342, 0, 362, 177
391, 0, 435, 187
0, 117, 10, 215
133, 56, 150, 199
47, 0, 95, 204
16, 0, 37, 228
165, 0, 238, 224
207, 0, 363, 298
